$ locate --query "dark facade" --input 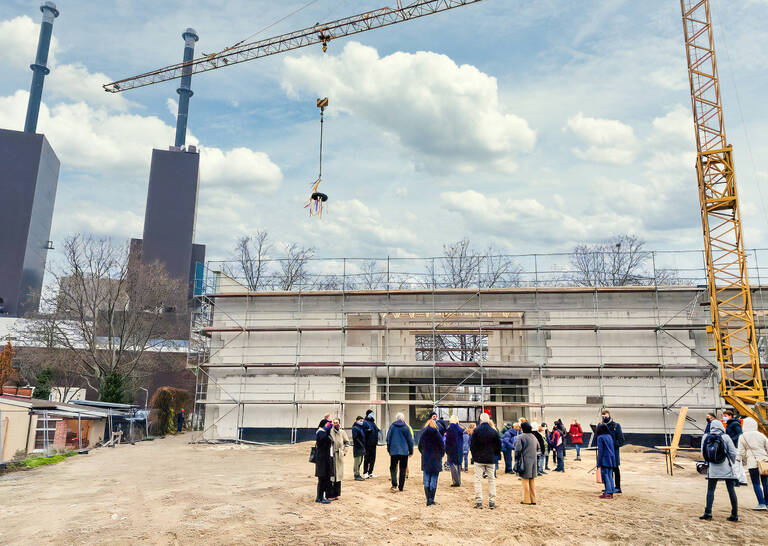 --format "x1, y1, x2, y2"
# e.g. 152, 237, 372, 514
0, 129, 60, 316
141, 148, 202, 281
